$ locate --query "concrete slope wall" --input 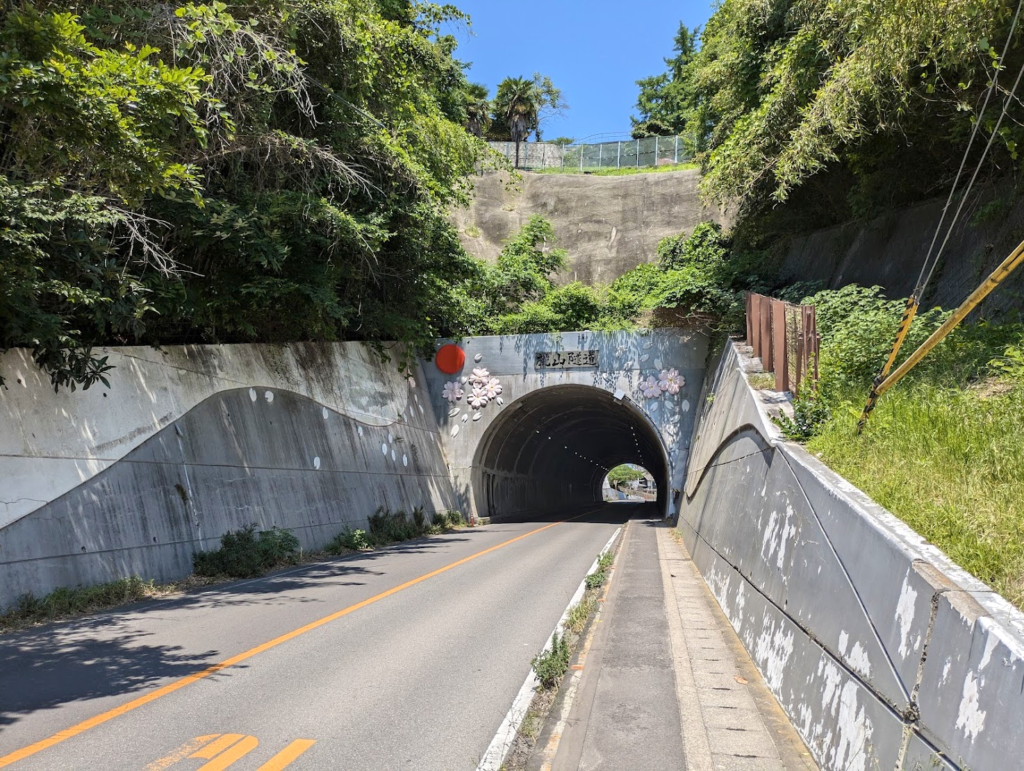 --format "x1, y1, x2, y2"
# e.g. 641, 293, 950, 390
778, 190, 1024, 316
679, 342, 1024, 771
452, 170, 726, 285
0, 344, 455, 608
